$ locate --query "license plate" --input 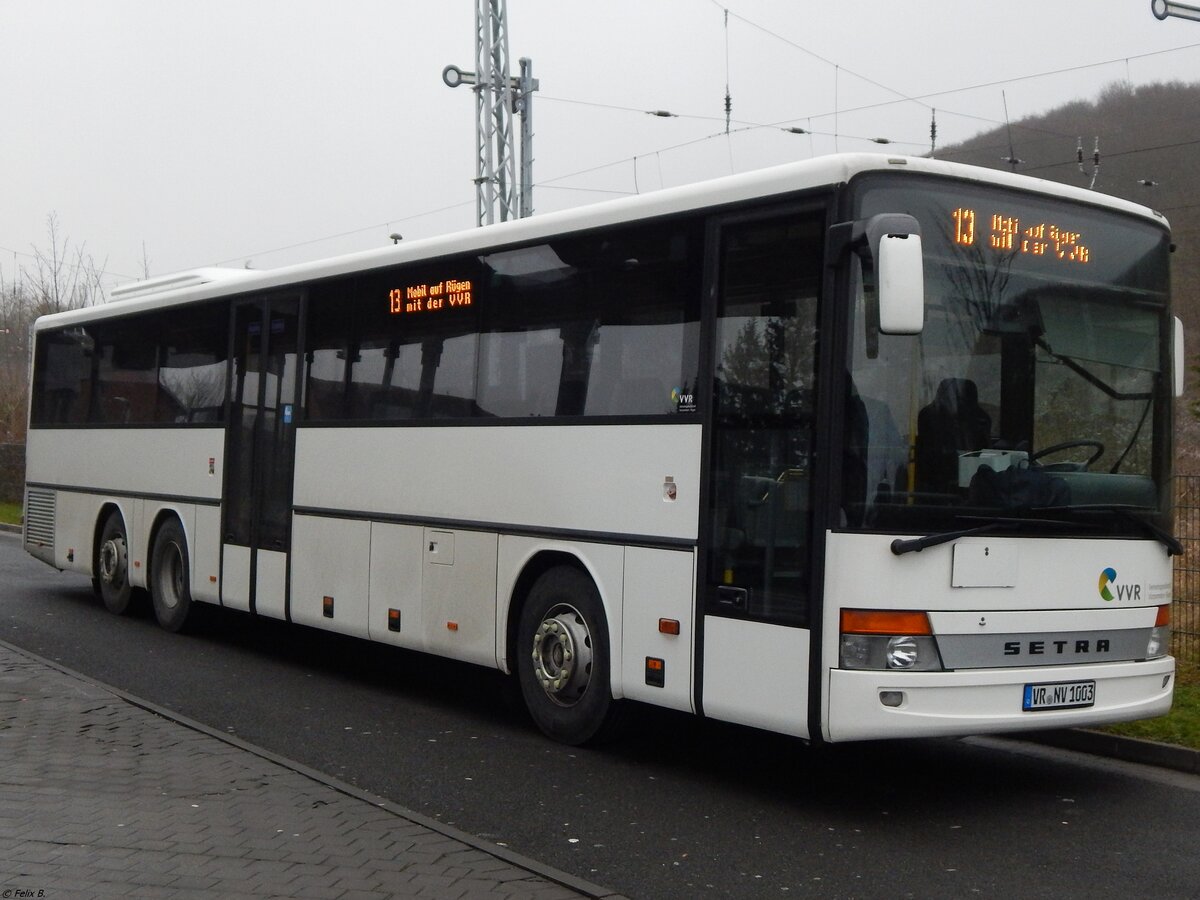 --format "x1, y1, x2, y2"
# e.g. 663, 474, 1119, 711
1023, 680, 1096, 711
